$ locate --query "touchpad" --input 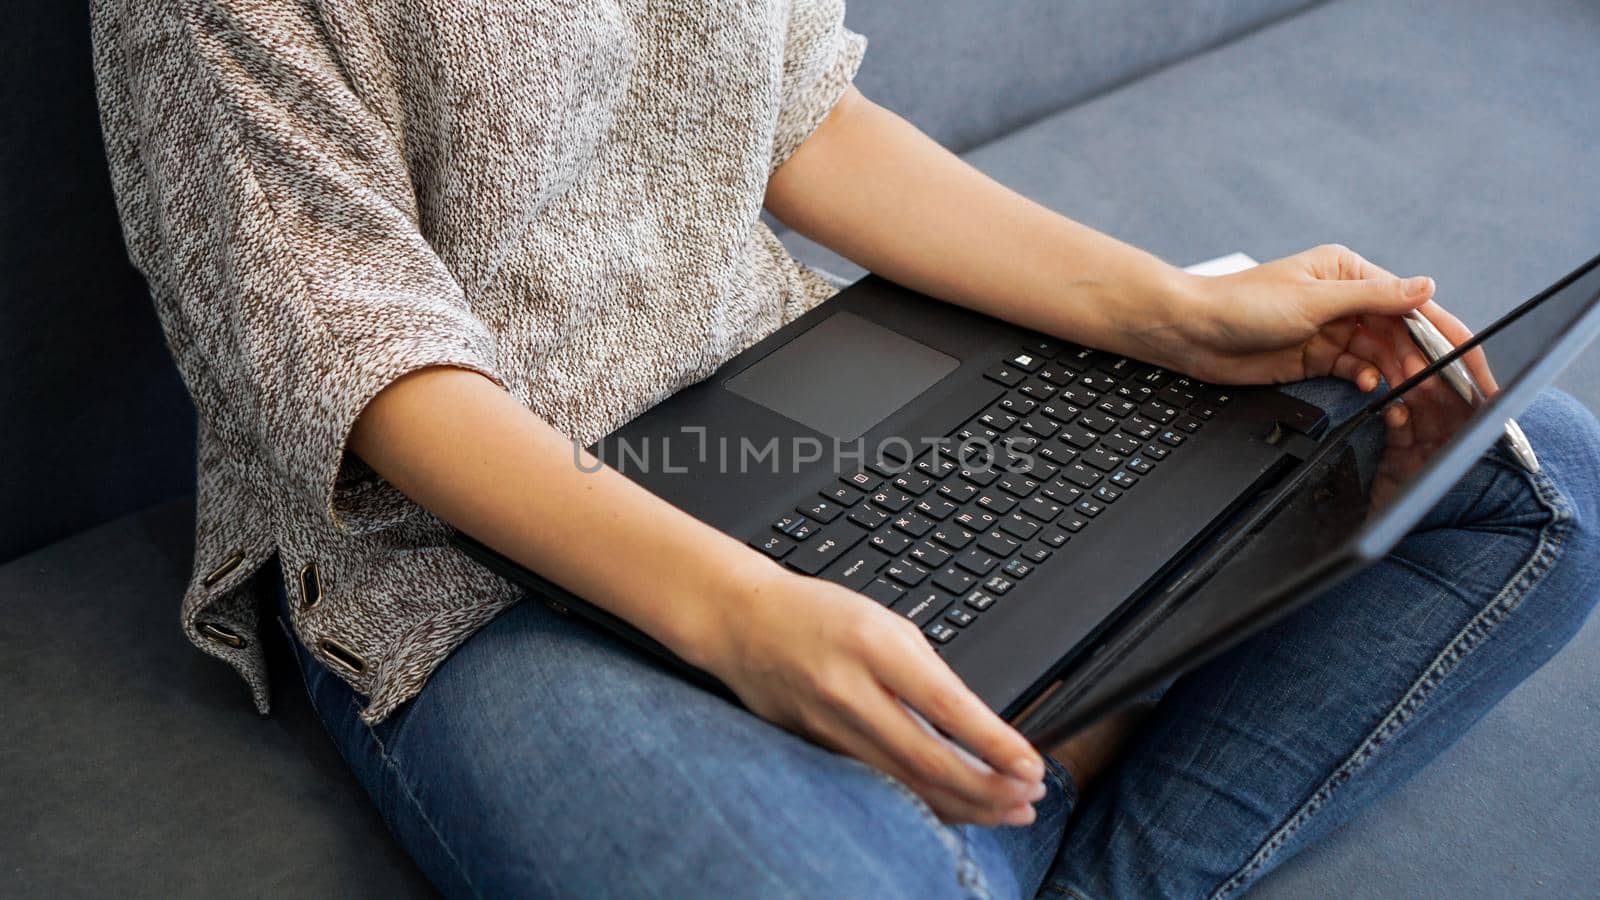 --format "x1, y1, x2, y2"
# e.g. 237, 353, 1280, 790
725, 312, 959, 441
